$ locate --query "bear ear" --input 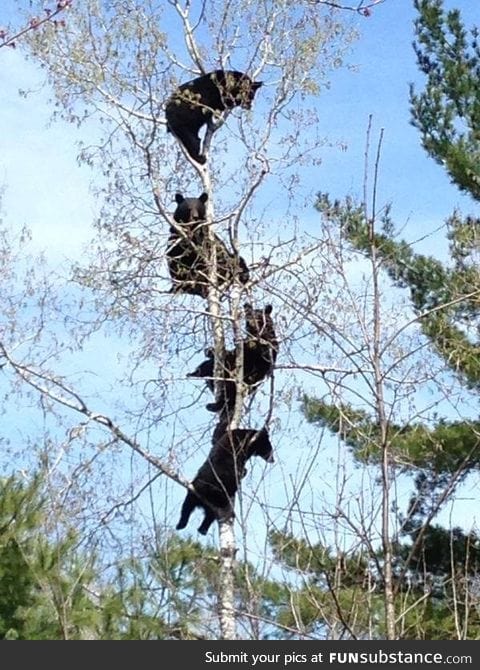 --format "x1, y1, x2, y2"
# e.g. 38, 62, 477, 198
175, 193, 184, 204
264, 304, 273, 315
253, 81, 263, 89
199, 192, 209, 203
